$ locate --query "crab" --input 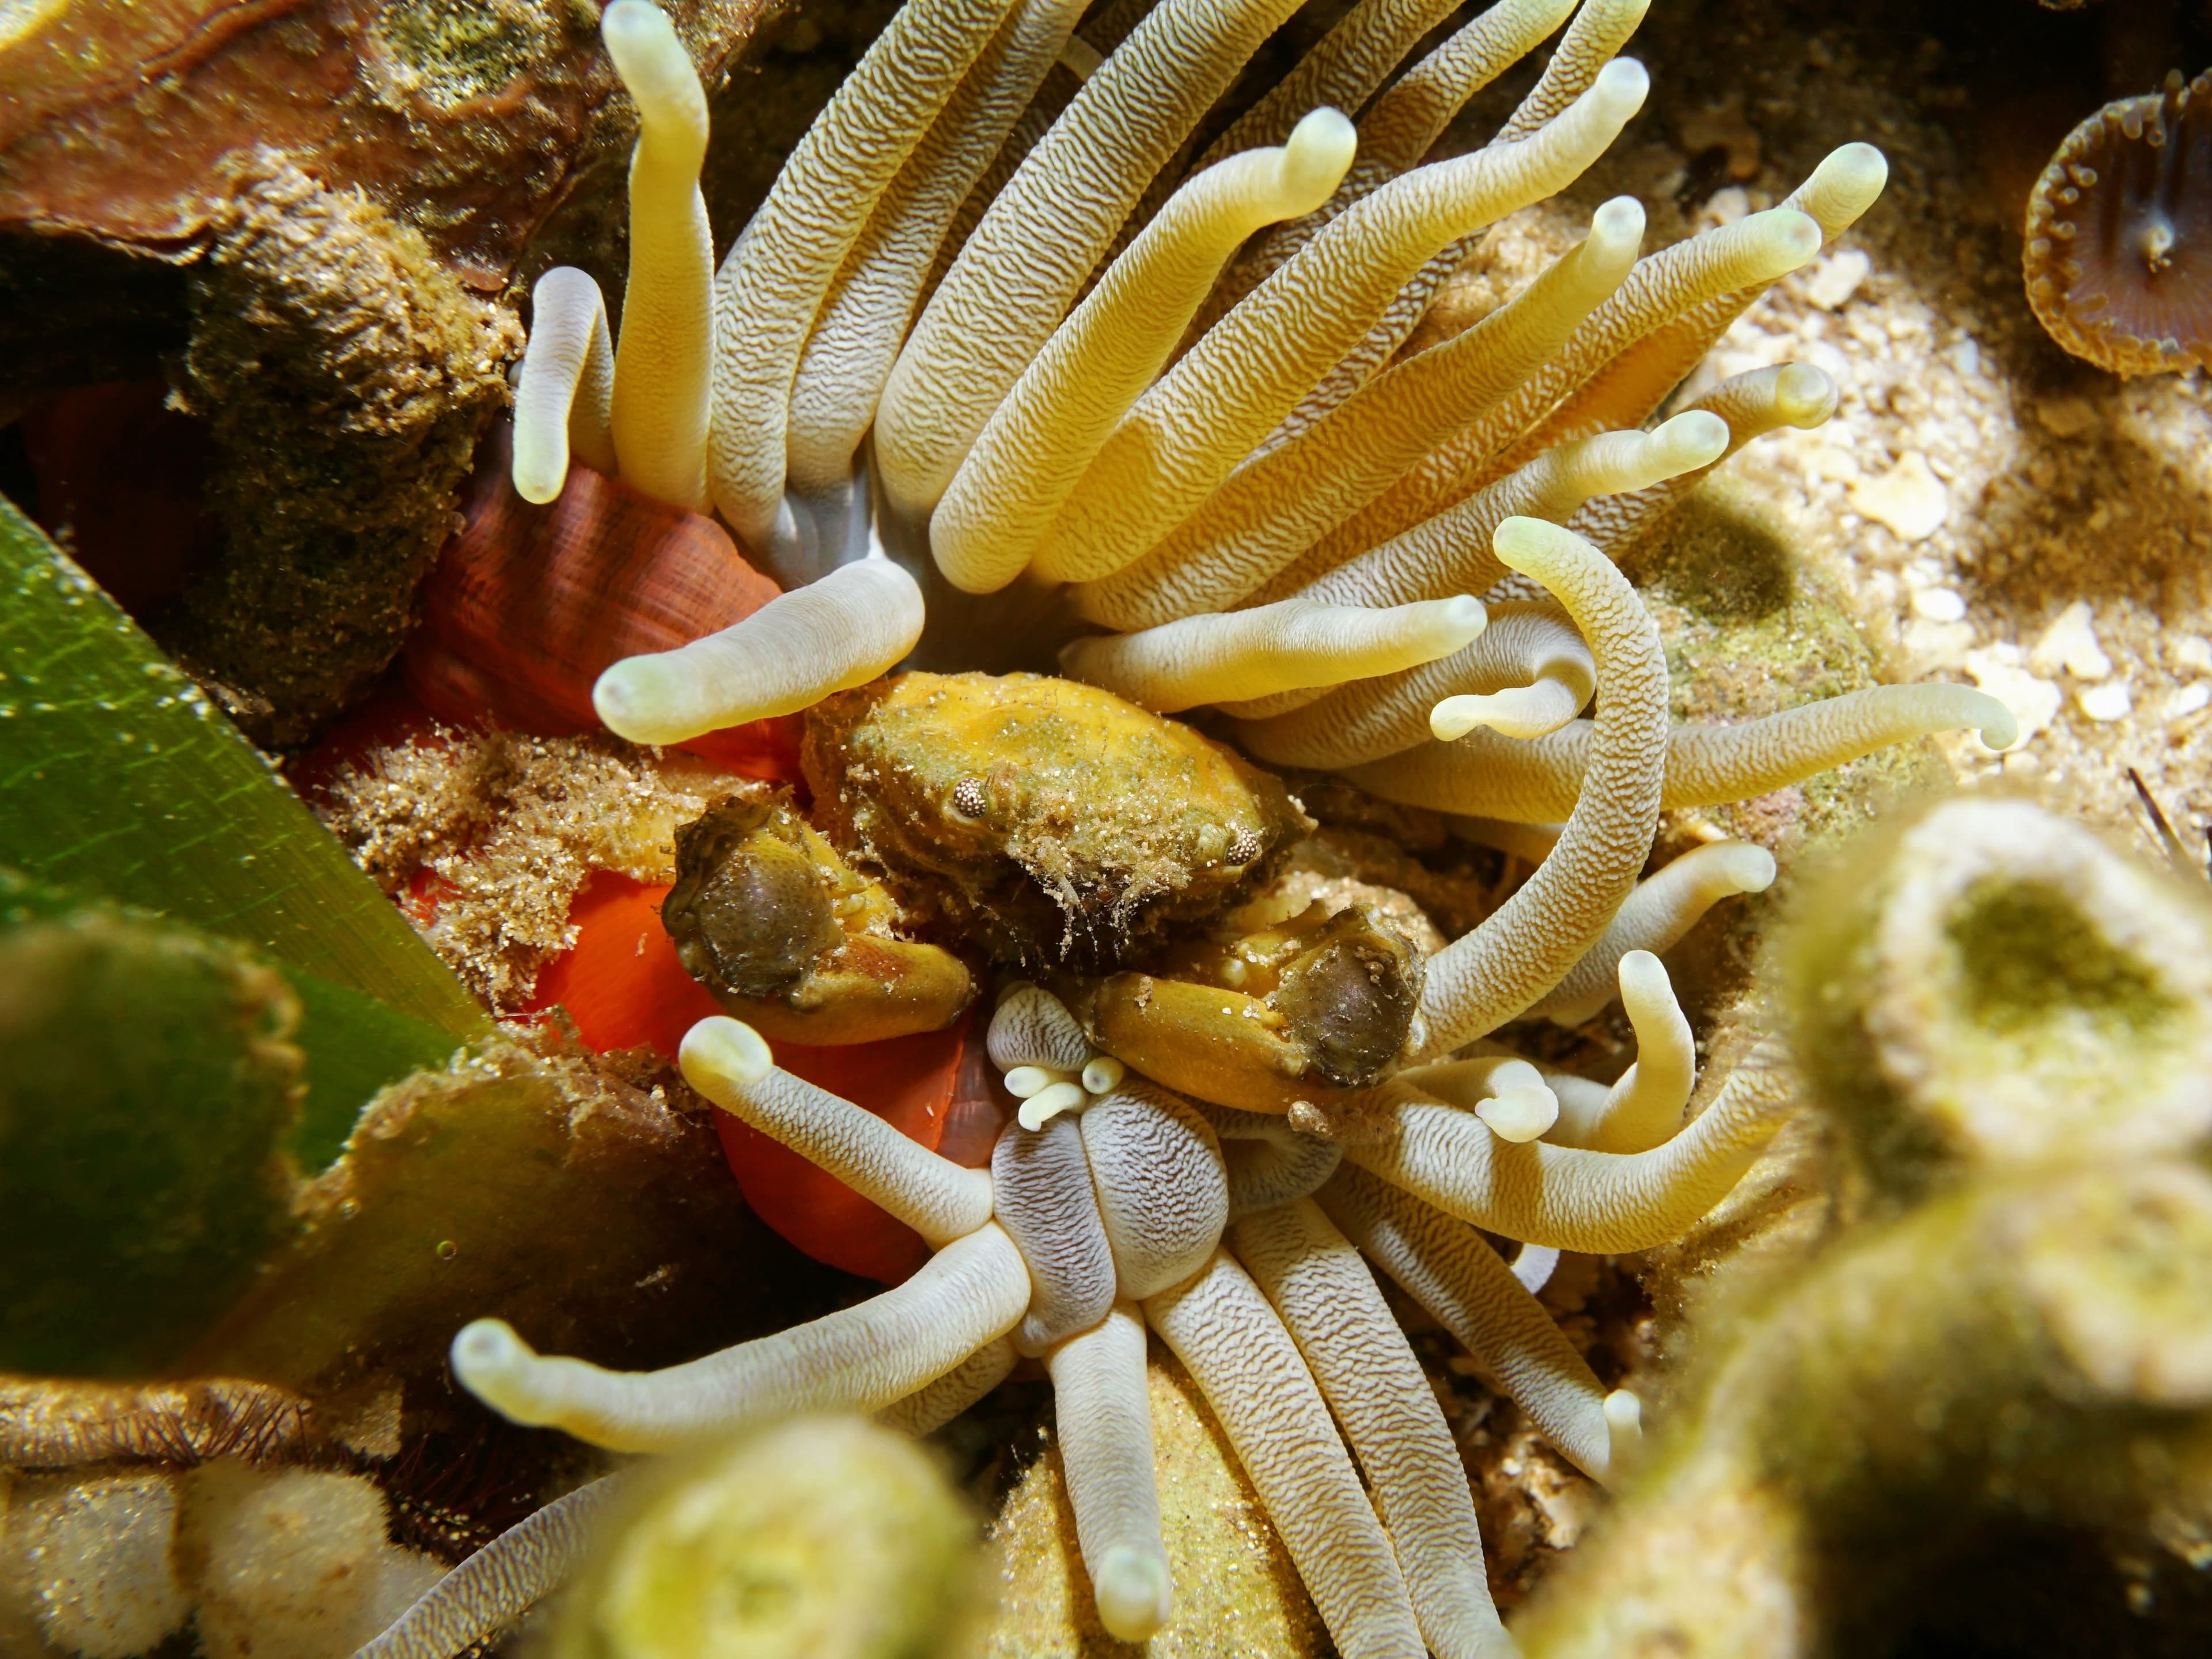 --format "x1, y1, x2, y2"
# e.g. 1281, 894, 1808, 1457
660, 669, 1437, 1120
